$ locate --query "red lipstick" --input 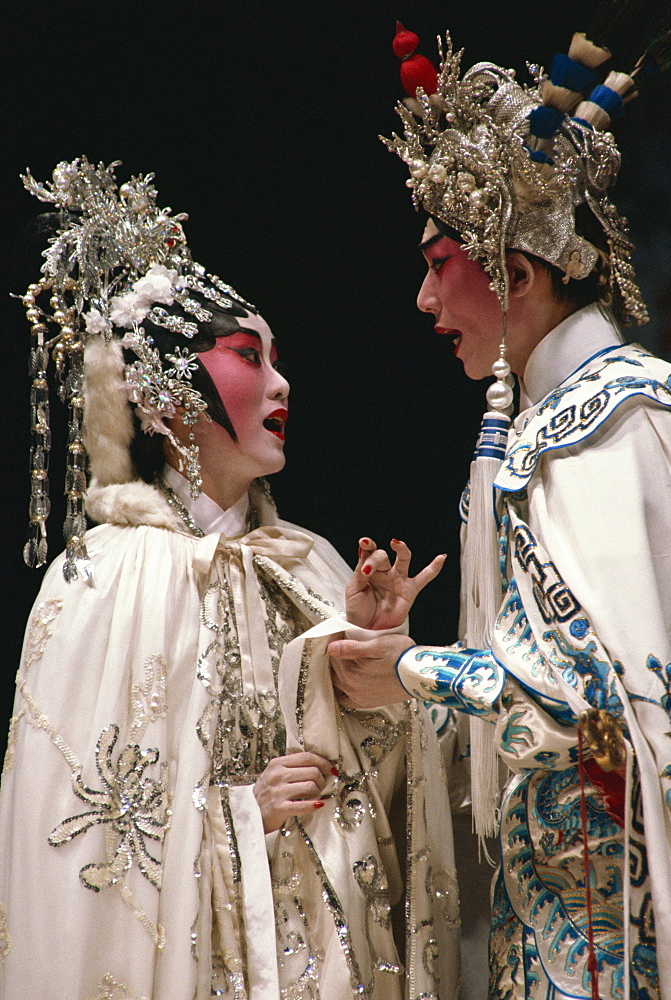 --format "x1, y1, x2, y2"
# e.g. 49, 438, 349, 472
263, 408, 288, 441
